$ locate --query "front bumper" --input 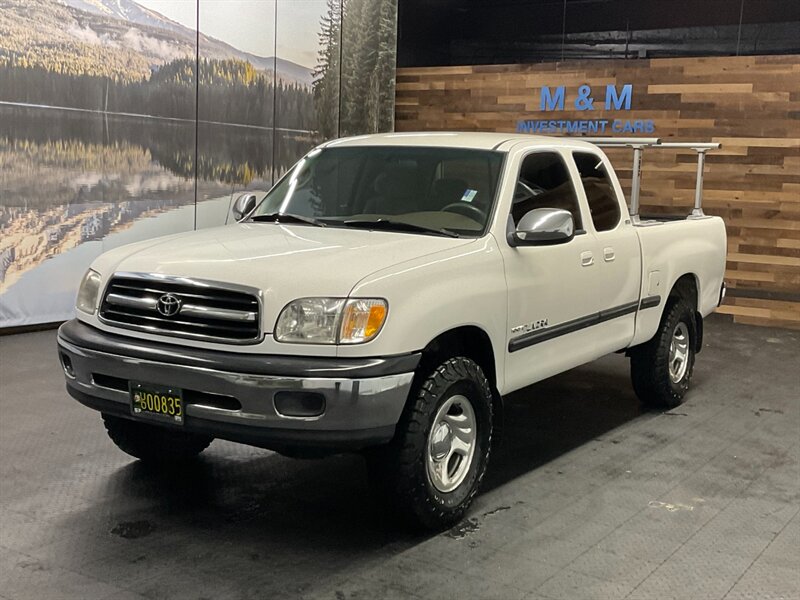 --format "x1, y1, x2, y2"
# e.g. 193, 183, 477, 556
57, 320, 419, 451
